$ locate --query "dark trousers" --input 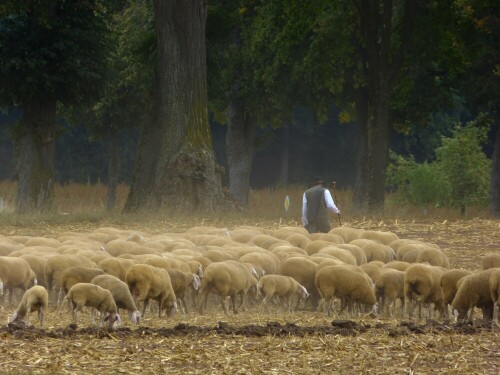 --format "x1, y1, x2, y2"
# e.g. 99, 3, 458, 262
305, 219, 331, 234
